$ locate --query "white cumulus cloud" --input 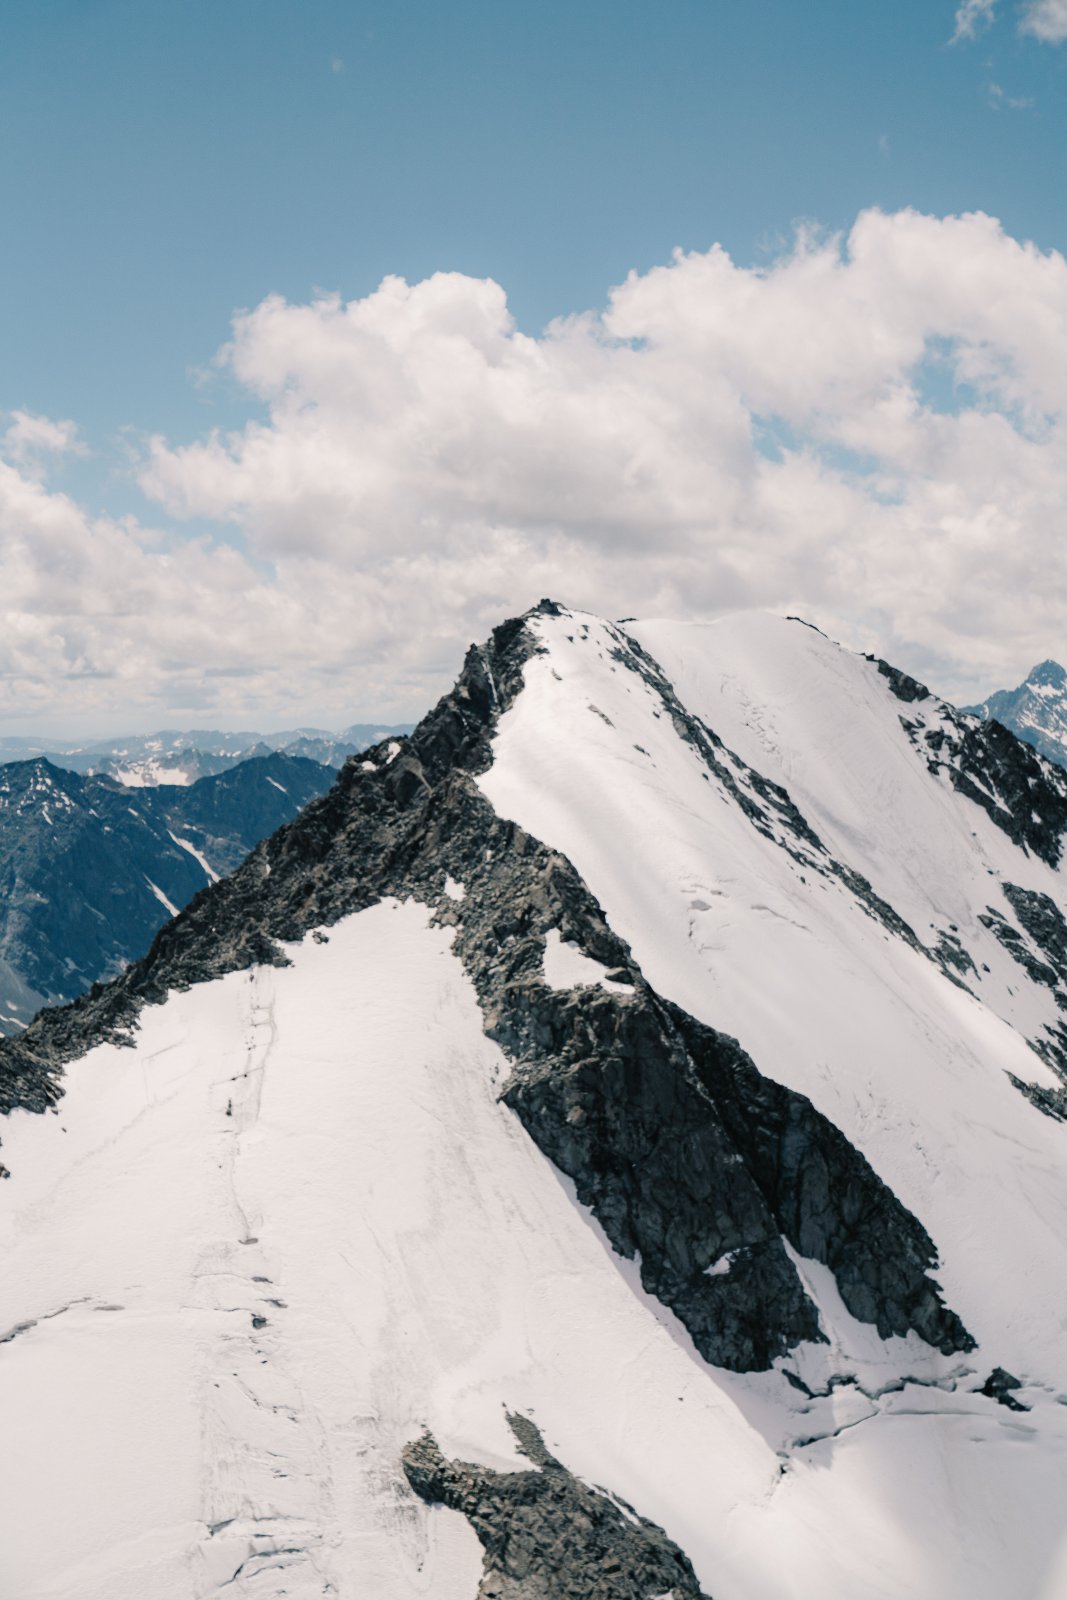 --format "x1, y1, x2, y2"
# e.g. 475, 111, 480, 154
952, 0, 998, 40
133, 208, 1067, 714
953, 0, 1067, 41
3, 411, 86, 479
4, 207, 1067, 733
1020, 0, 1067, 39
